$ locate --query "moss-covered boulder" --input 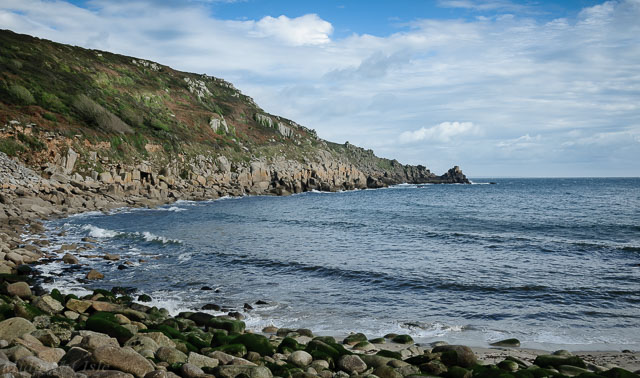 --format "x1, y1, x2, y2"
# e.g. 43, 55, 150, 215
377, 350, 403, 360
312, 336, 336, 344
86, 311, 134, 344
391, 334, 414, 344
446, 366, 473, 378
533, 355, 586, 369
207, 318, 245, 333
234, 333, 275, 356
343, 333, 367, 345
278, 337, 305, 354
600, 368, 640, 378
212, 343, 247, 357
